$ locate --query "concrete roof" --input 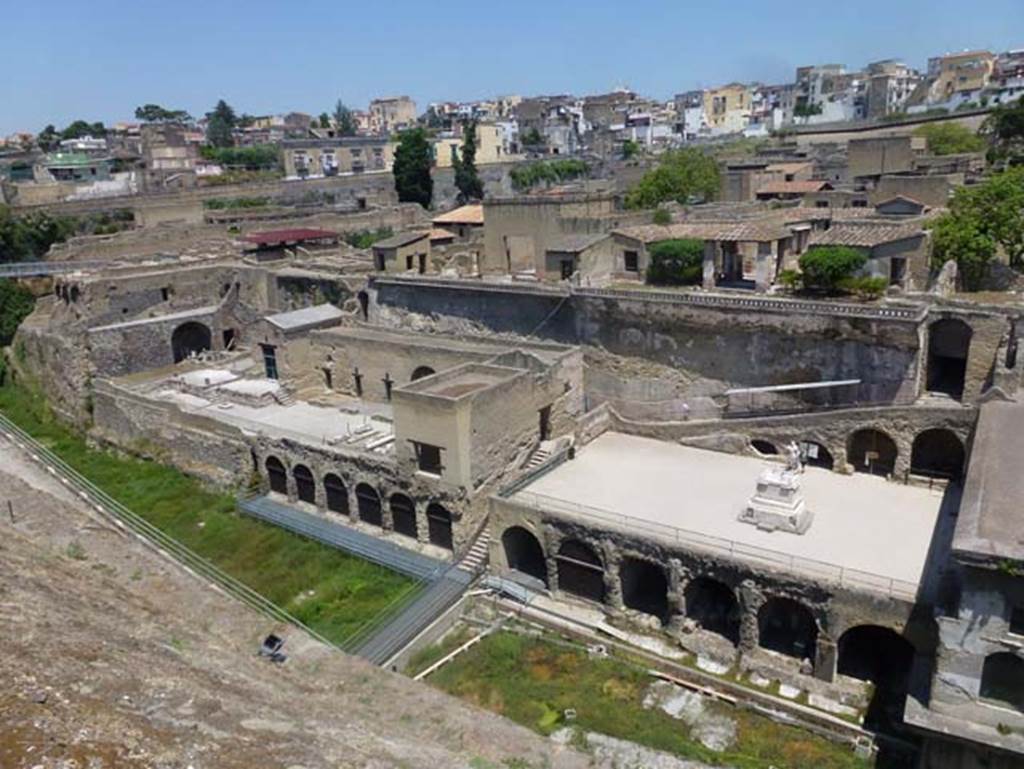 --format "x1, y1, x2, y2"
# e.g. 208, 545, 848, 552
809, 223, 924, 248
372, 230, 430, 249
614, 221, 792, 244
432, 204, 484, 225
264, 303, 344, 332
89, 304, 219, 333
515, 432, 954, 592
953, 399, 1024, 564
545, 233, 609, 253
